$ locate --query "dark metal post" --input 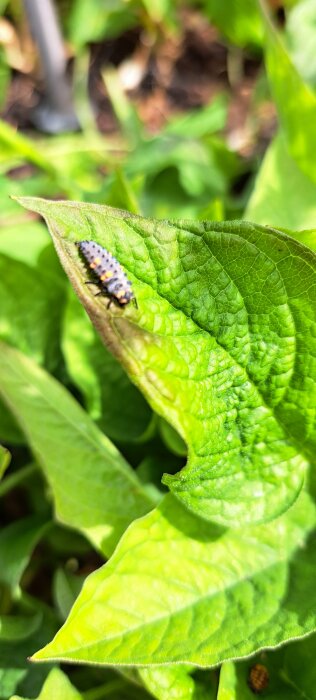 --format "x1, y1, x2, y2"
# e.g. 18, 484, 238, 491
23, 0, 79, 133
